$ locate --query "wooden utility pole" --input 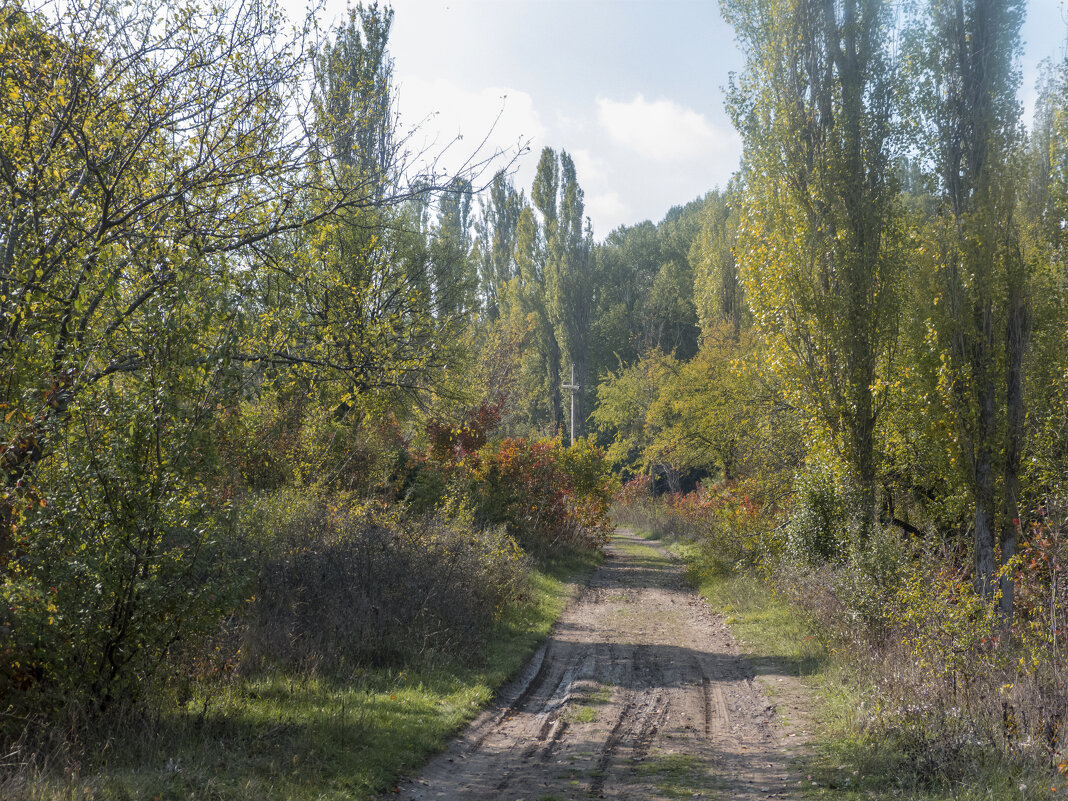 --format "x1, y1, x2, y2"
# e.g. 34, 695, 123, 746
562, 362, 579, 446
